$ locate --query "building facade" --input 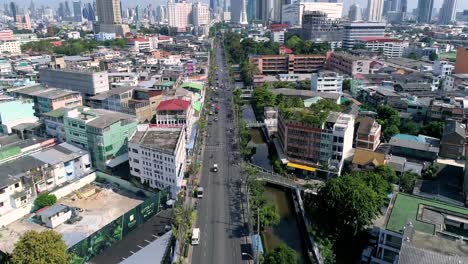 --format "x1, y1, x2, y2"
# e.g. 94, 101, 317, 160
128, 128, 186, 198
328, 52, 375, 75
356, 37, 408, 58
454, 47, 468, 74
416, 0, 434, 23
311, 71, 343, 93
167, 1, 193, 30
366, 0, 384, 22
342, 22, 386, 49
356, 117, 381, 151
281, 2, 343, 27
249, 54, 326, 75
